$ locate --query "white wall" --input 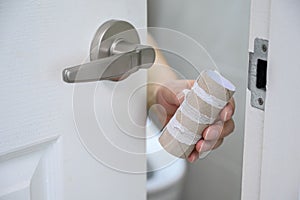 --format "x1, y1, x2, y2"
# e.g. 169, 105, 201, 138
148, 0, 250, 199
